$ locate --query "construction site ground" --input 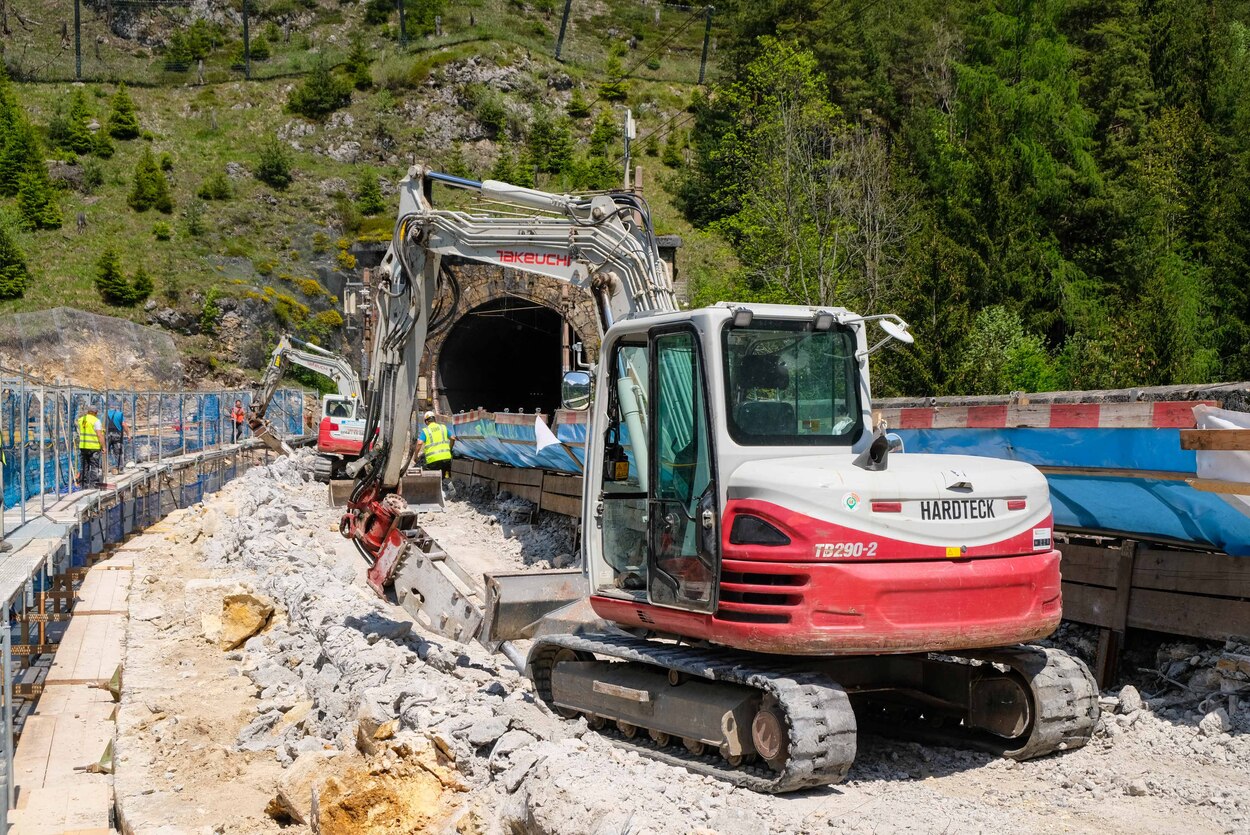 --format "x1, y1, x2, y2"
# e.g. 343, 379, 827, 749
105, 453, 1250, 834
